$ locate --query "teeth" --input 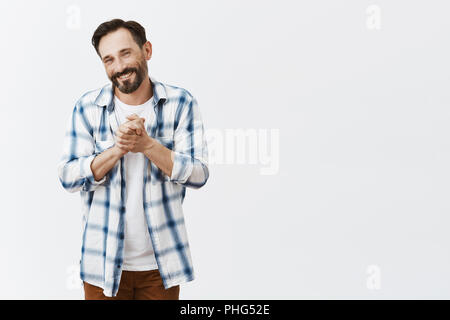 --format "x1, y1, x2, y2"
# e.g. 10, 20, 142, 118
119, 72, 133, 79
